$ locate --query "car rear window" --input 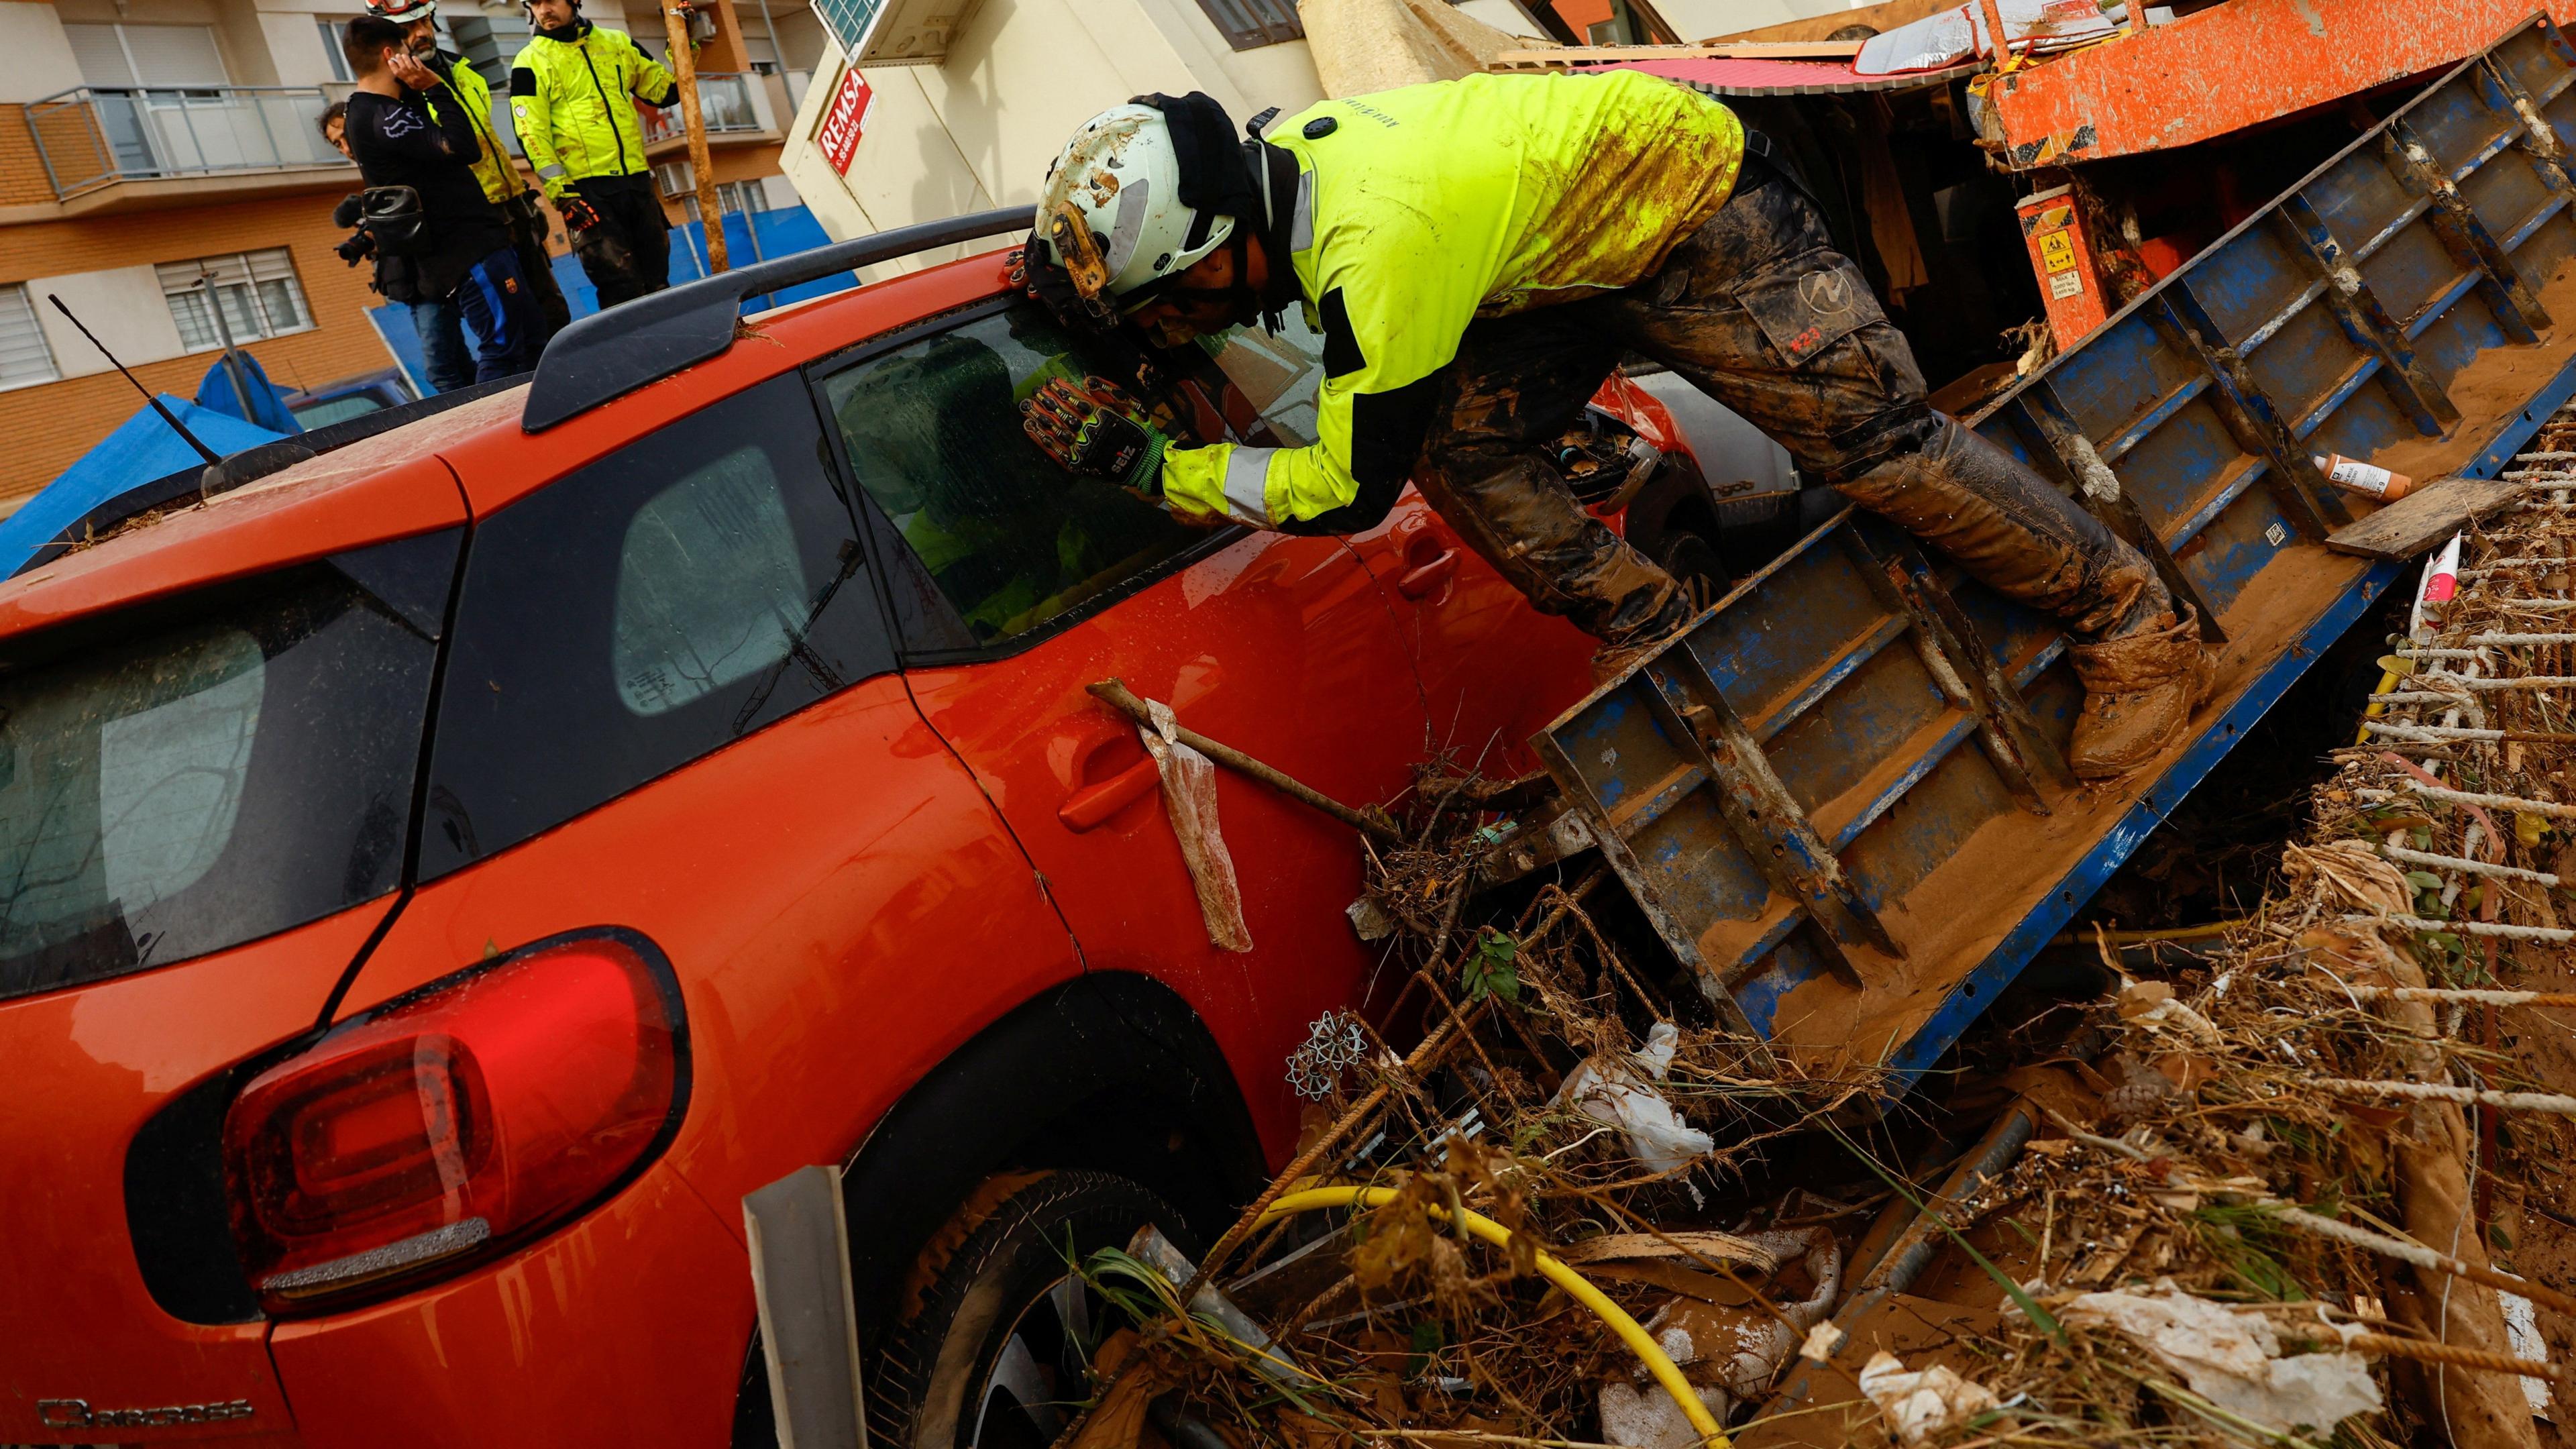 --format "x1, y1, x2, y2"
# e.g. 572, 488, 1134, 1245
0, 530, 455, 1000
